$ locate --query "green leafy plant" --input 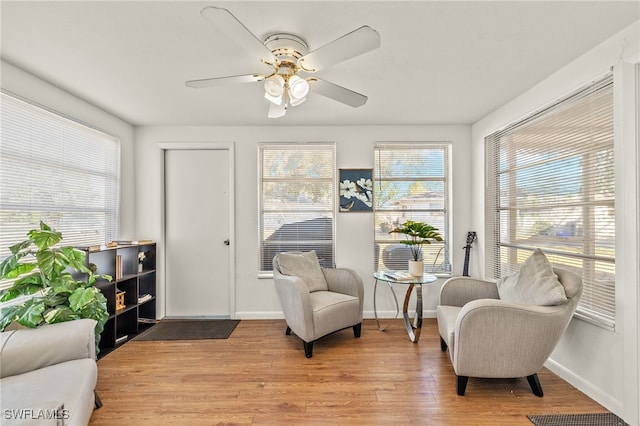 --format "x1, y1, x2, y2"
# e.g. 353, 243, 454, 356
0, 221, 109, 353
389, 220, 443, 261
